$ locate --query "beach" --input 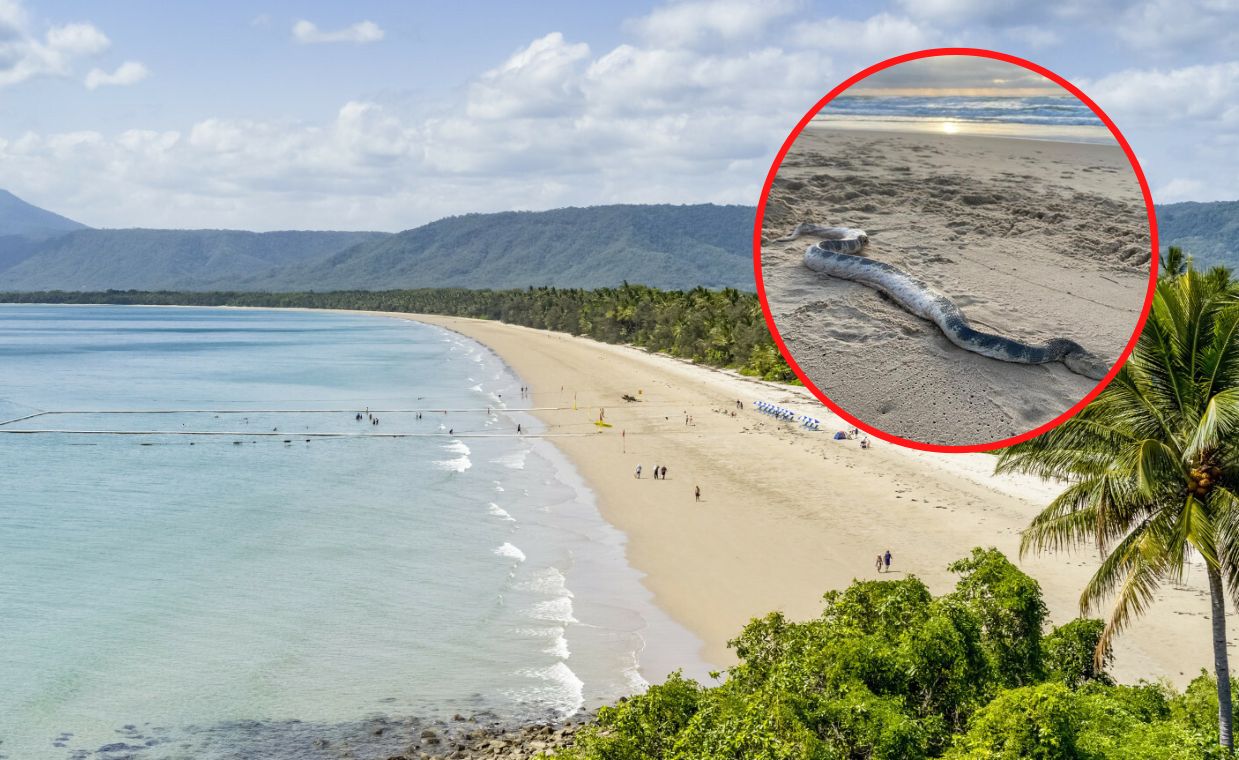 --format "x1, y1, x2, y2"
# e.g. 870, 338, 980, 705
759, 126, 1151, 445
399, 312, 1226, 687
